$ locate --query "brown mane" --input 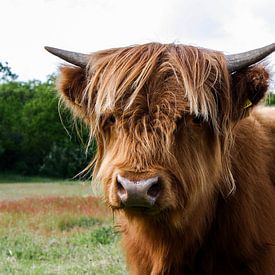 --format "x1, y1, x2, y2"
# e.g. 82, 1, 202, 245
84, 43, 230, 130
60, 44, 234, 187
